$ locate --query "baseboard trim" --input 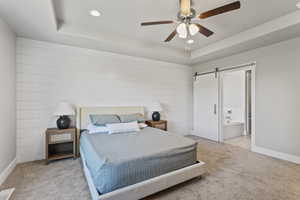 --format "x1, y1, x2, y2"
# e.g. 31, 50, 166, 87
252, 145, 300, 164
186, 130, 195, 136
0, 158, 17, 186
0, 188, 15, 200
